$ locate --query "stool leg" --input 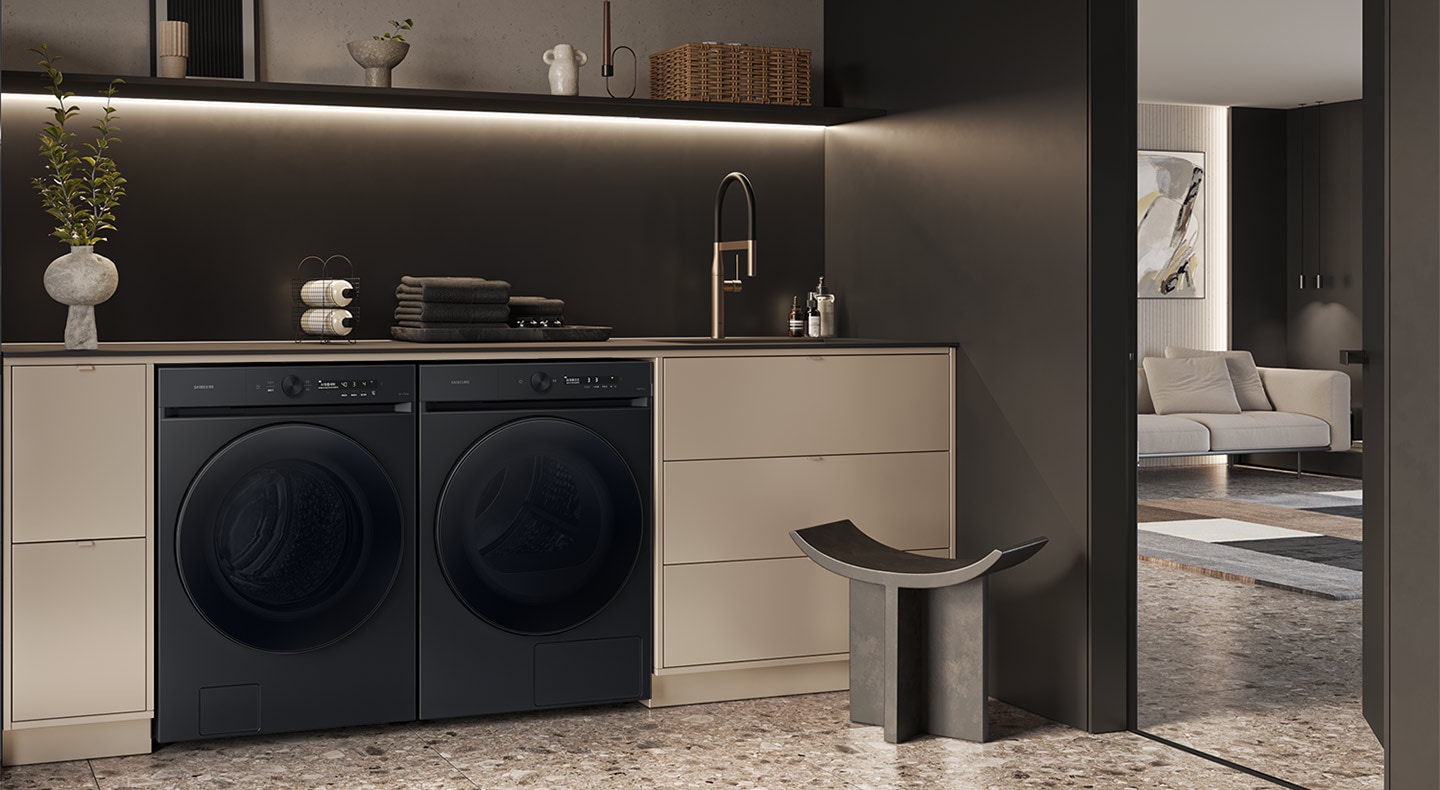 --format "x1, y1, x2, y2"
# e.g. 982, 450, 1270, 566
848, 580, 884, 728
885, 585, 926, 743
925, 578, 988, 742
